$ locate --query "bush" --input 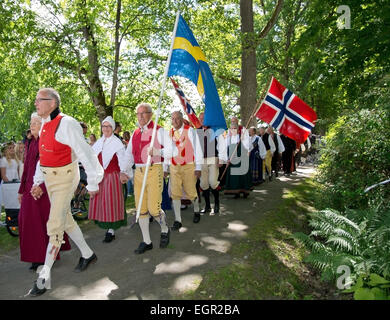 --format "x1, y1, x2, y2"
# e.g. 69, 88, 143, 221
315, 105, 390, 212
